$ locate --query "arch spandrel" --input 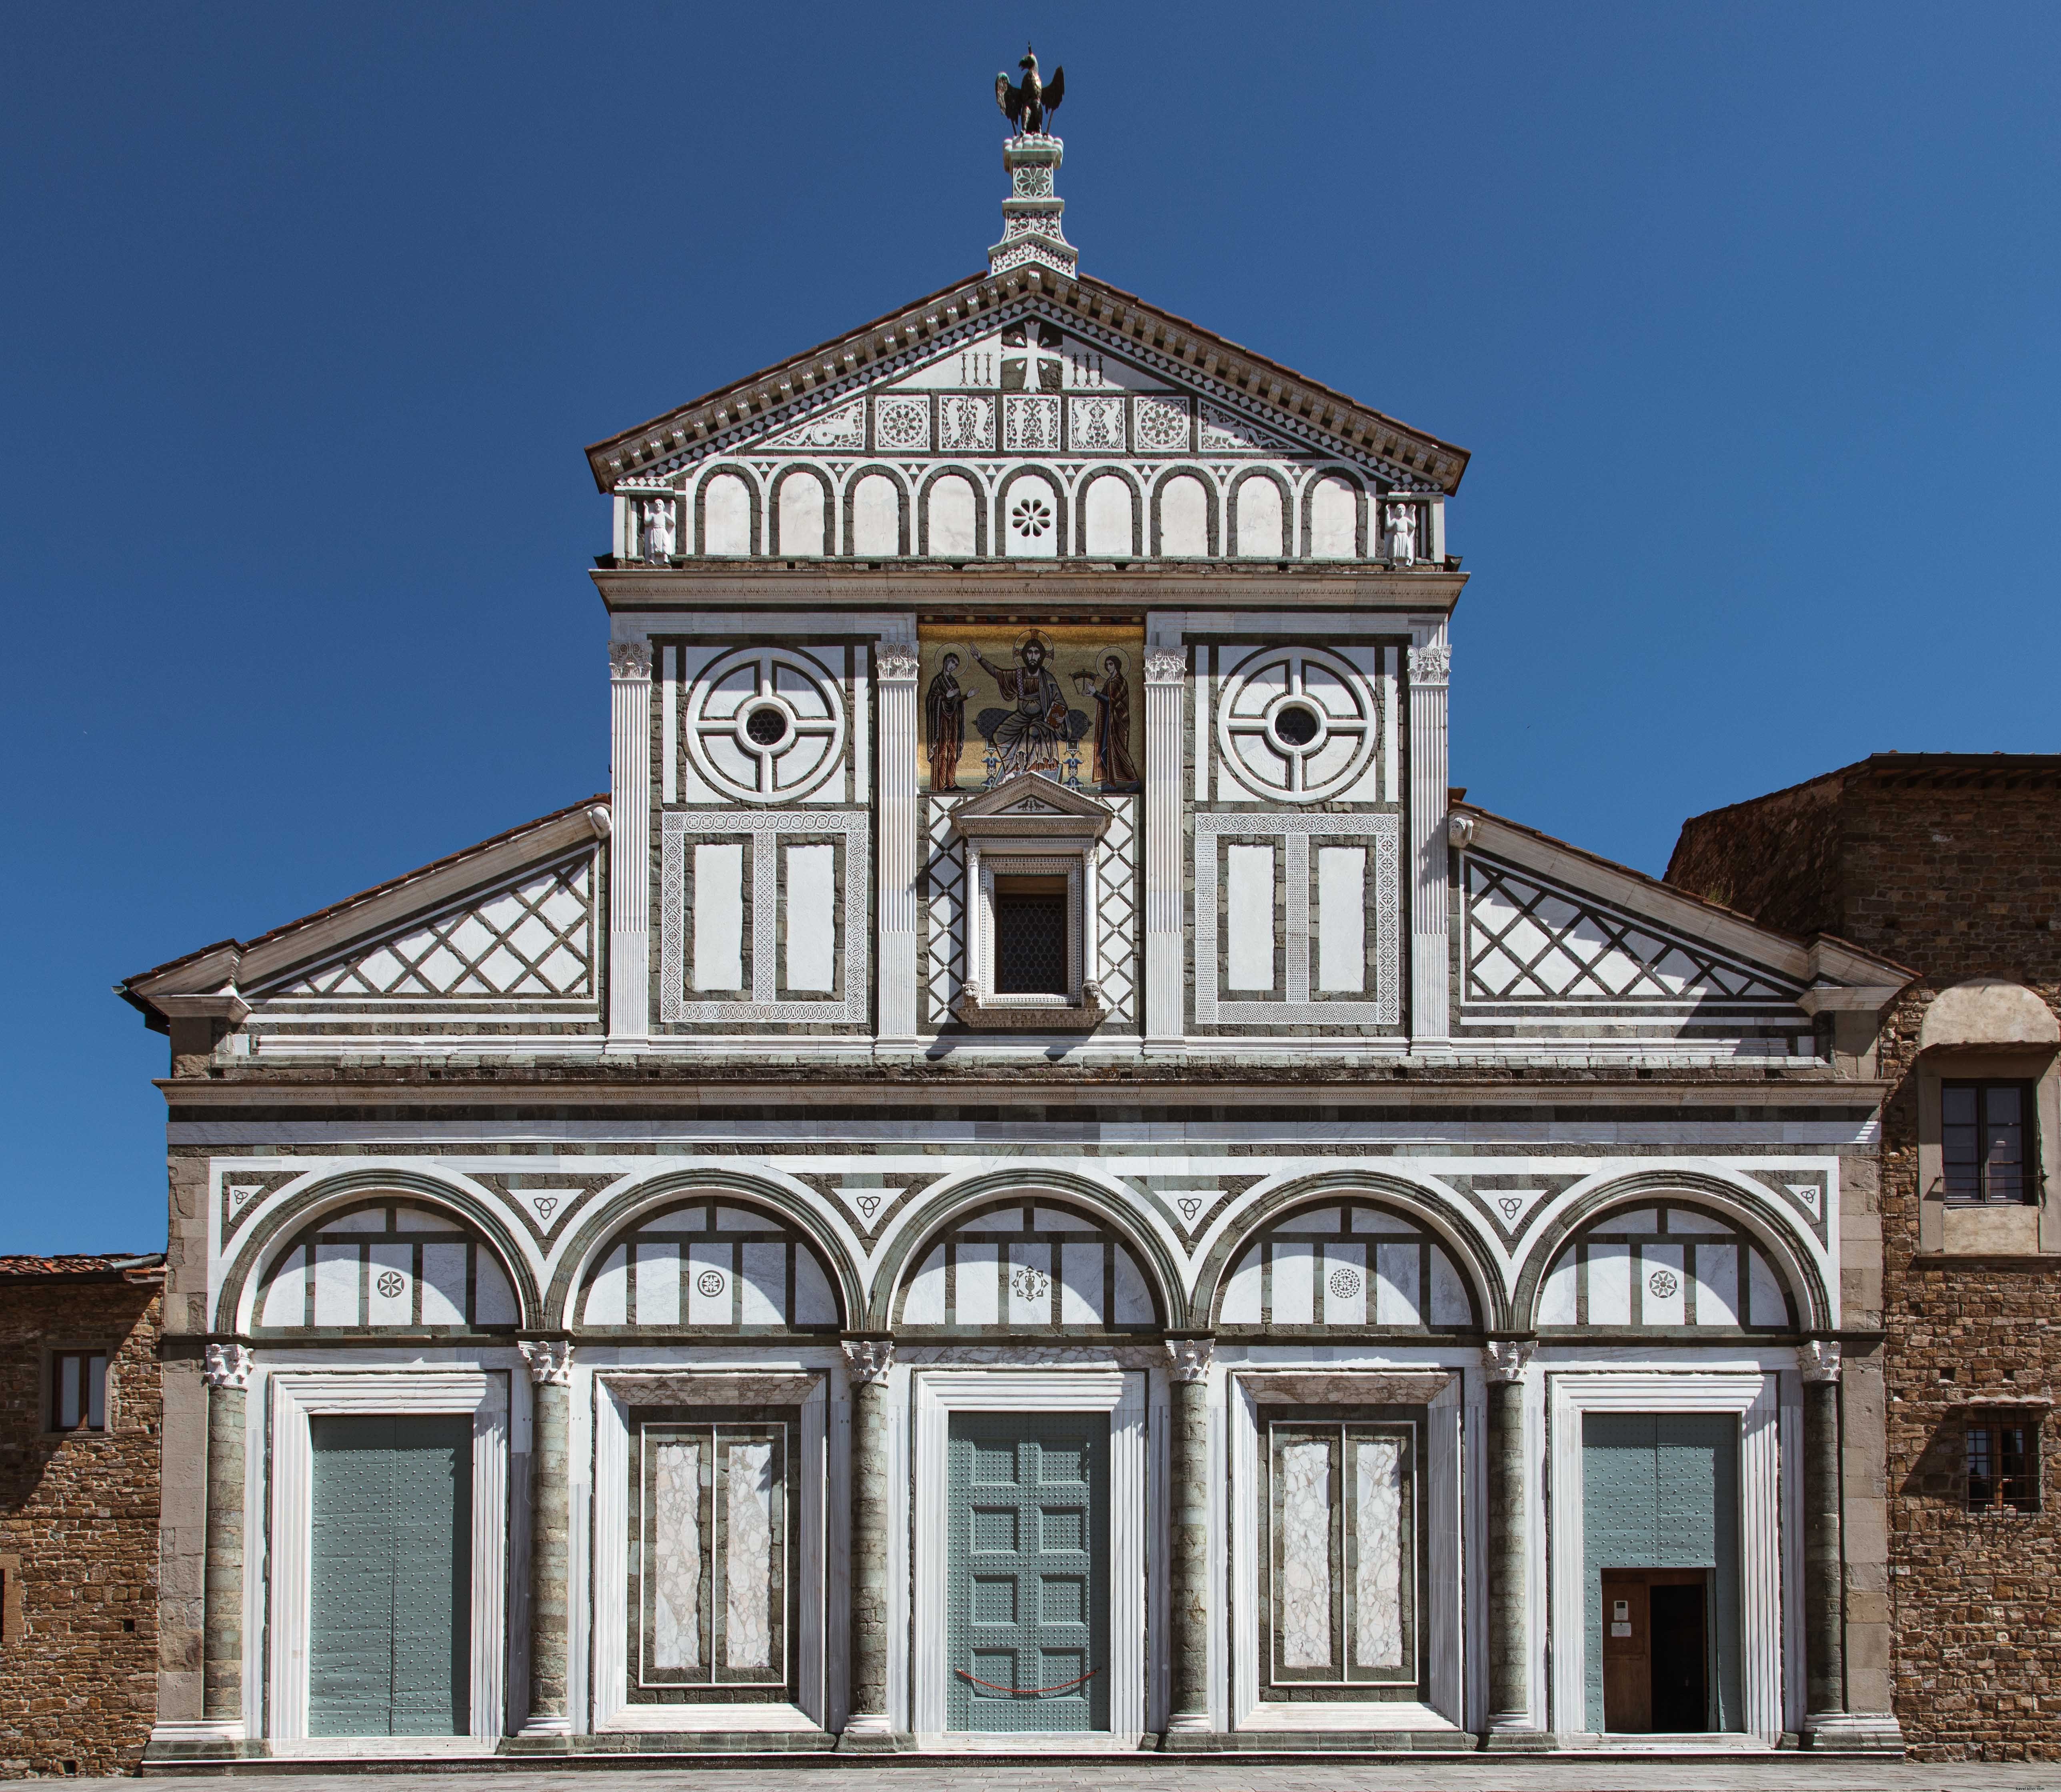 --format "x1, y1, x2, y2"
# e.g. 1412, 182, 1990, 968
1511, 1173, 1831, 1334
